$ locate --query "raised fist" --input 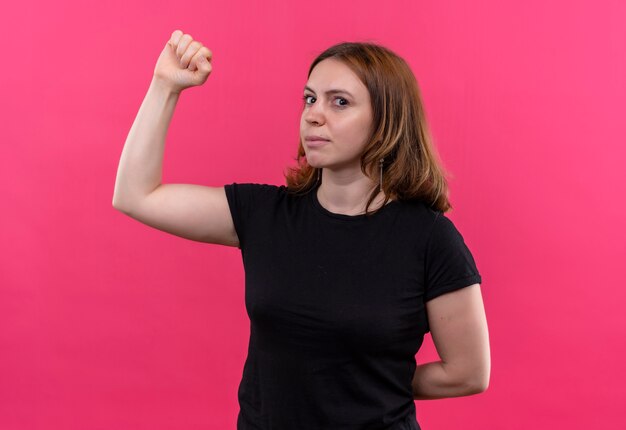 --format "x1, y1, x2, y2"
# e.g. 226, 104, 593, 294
153, 29, 213, 93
